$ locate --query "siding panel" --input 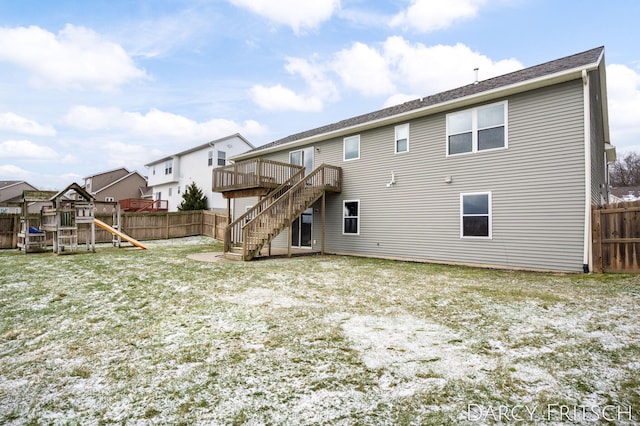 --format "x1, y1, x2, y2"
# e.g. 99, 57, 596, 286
256, 80, 587, 271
